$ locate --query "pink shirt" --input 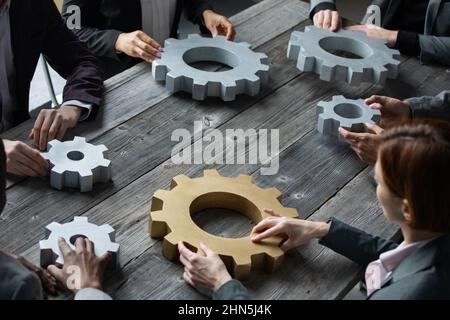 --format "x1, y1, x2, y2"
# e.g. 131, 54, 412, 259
365, 239, 432, 296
